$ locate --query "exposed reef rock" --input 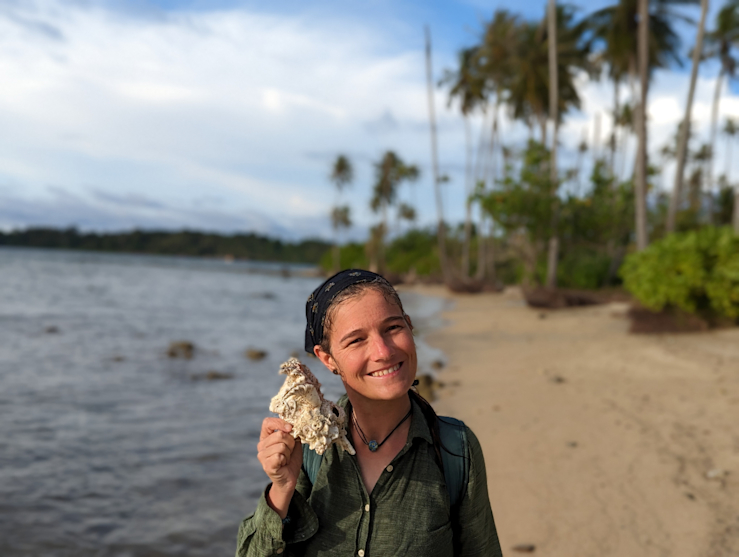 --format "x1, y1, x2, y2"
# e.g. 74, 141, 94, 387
168, 341, 194, 359
269, 358, 355, 455
246, 349, 268, 361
